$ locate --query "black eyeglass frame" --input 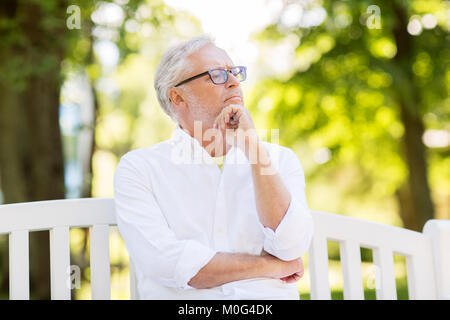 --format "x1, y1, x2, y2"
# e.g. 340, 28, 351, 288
174, 66, 247, 87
